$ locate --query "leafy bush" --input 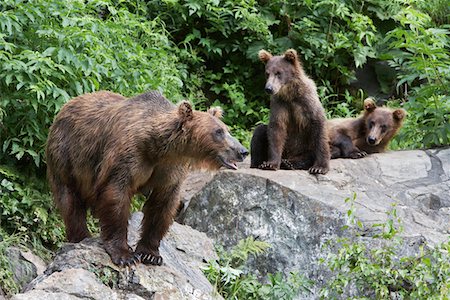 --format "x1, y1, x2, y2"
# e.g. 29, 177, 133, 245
384, 5, 450, 149
141, 0, 406, 145
320, 197, 450, 299
0, 232, 22, 295
268, 0, 378, 96
203, 236, 312, 300
1, 0, 448, 172
0, 0, 184, 168
144, 0, 274, 139
0, 166, 64, 248
206, 198, 449, 300
0, 164, 63, 295
0, 228, 57, 295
